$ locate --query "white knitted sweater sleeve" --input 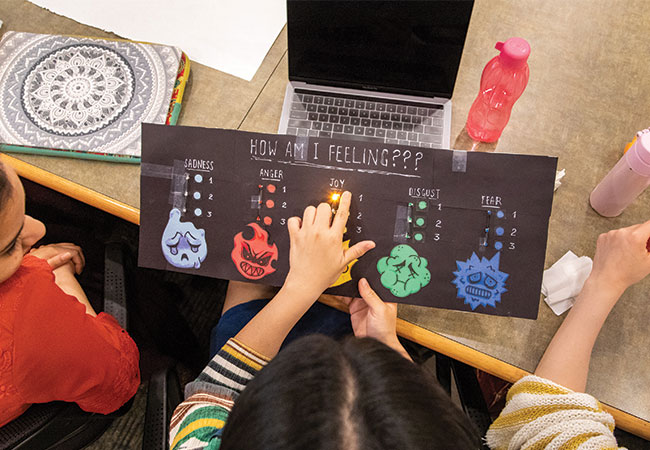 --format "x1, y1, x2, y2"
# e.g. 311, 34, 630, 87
485, 375, 624, 450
